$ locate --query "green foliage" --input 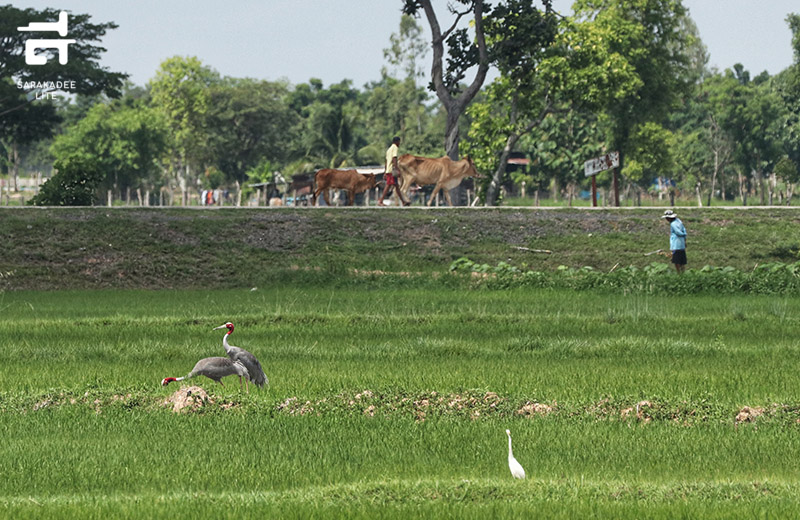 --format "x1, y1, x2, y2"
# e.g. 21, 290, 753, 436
568, 0, 694, 186
50, 98, 168, 193
383, 14, 428, 81
364, 76, 441, 157
202, 166, 224, 190
244, 159, 278, 185
450, 257, 800, 295
204, 78, 299, 183
625, 122, 675, 185
537, 14, 642, 109
27, 155, 103, 206
0, 5, 127, 108
526, 109, 605, 192
0, 78, 60, 145
241, 159, 280, 199
776, 156, 800, 184
148, 56, 220, 177
288, 79, 368, 167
